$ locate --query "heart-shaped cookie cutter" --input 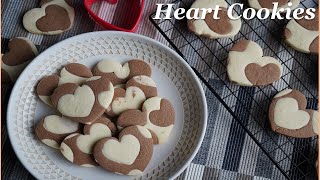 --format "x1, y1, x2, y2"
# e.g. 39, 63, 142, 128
84, 0, 145, 32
